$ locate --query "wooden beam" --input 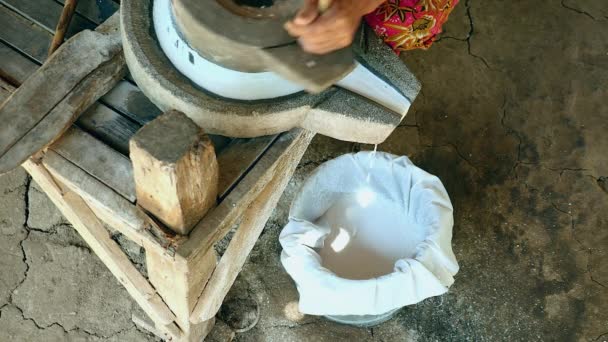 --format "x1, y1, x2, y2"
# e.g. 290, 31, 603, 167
22, 159, 182, 339
130, 110, 219, 235
0, 12, 125, 175
191, 129, 313, 322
